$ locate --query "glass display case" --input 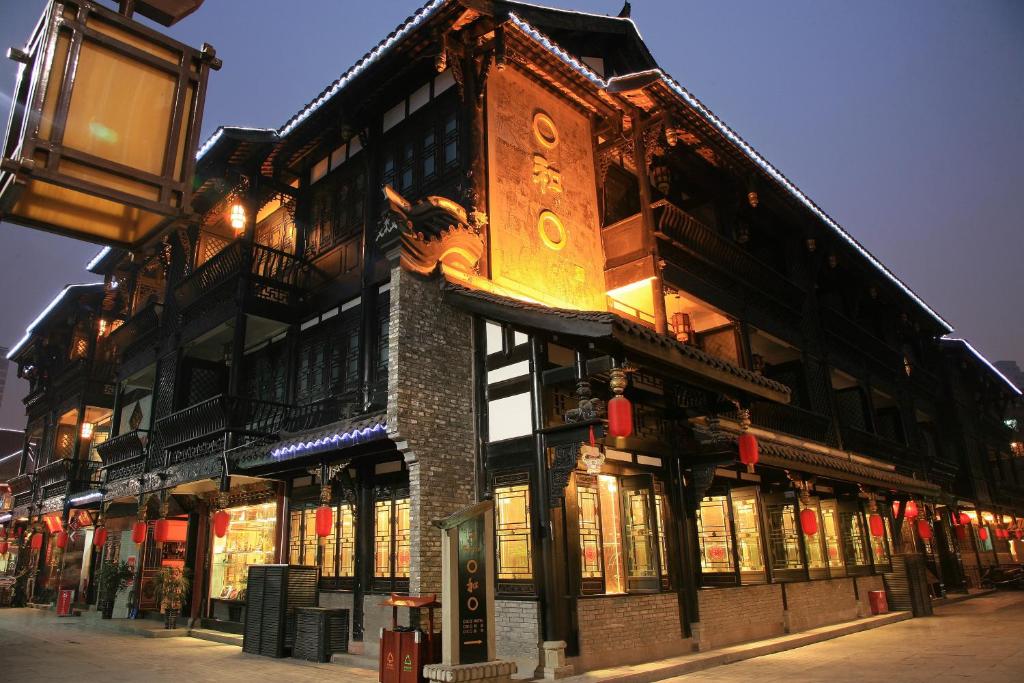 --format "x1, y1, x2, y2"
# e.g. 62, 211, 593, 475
209, 502, 277, 604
